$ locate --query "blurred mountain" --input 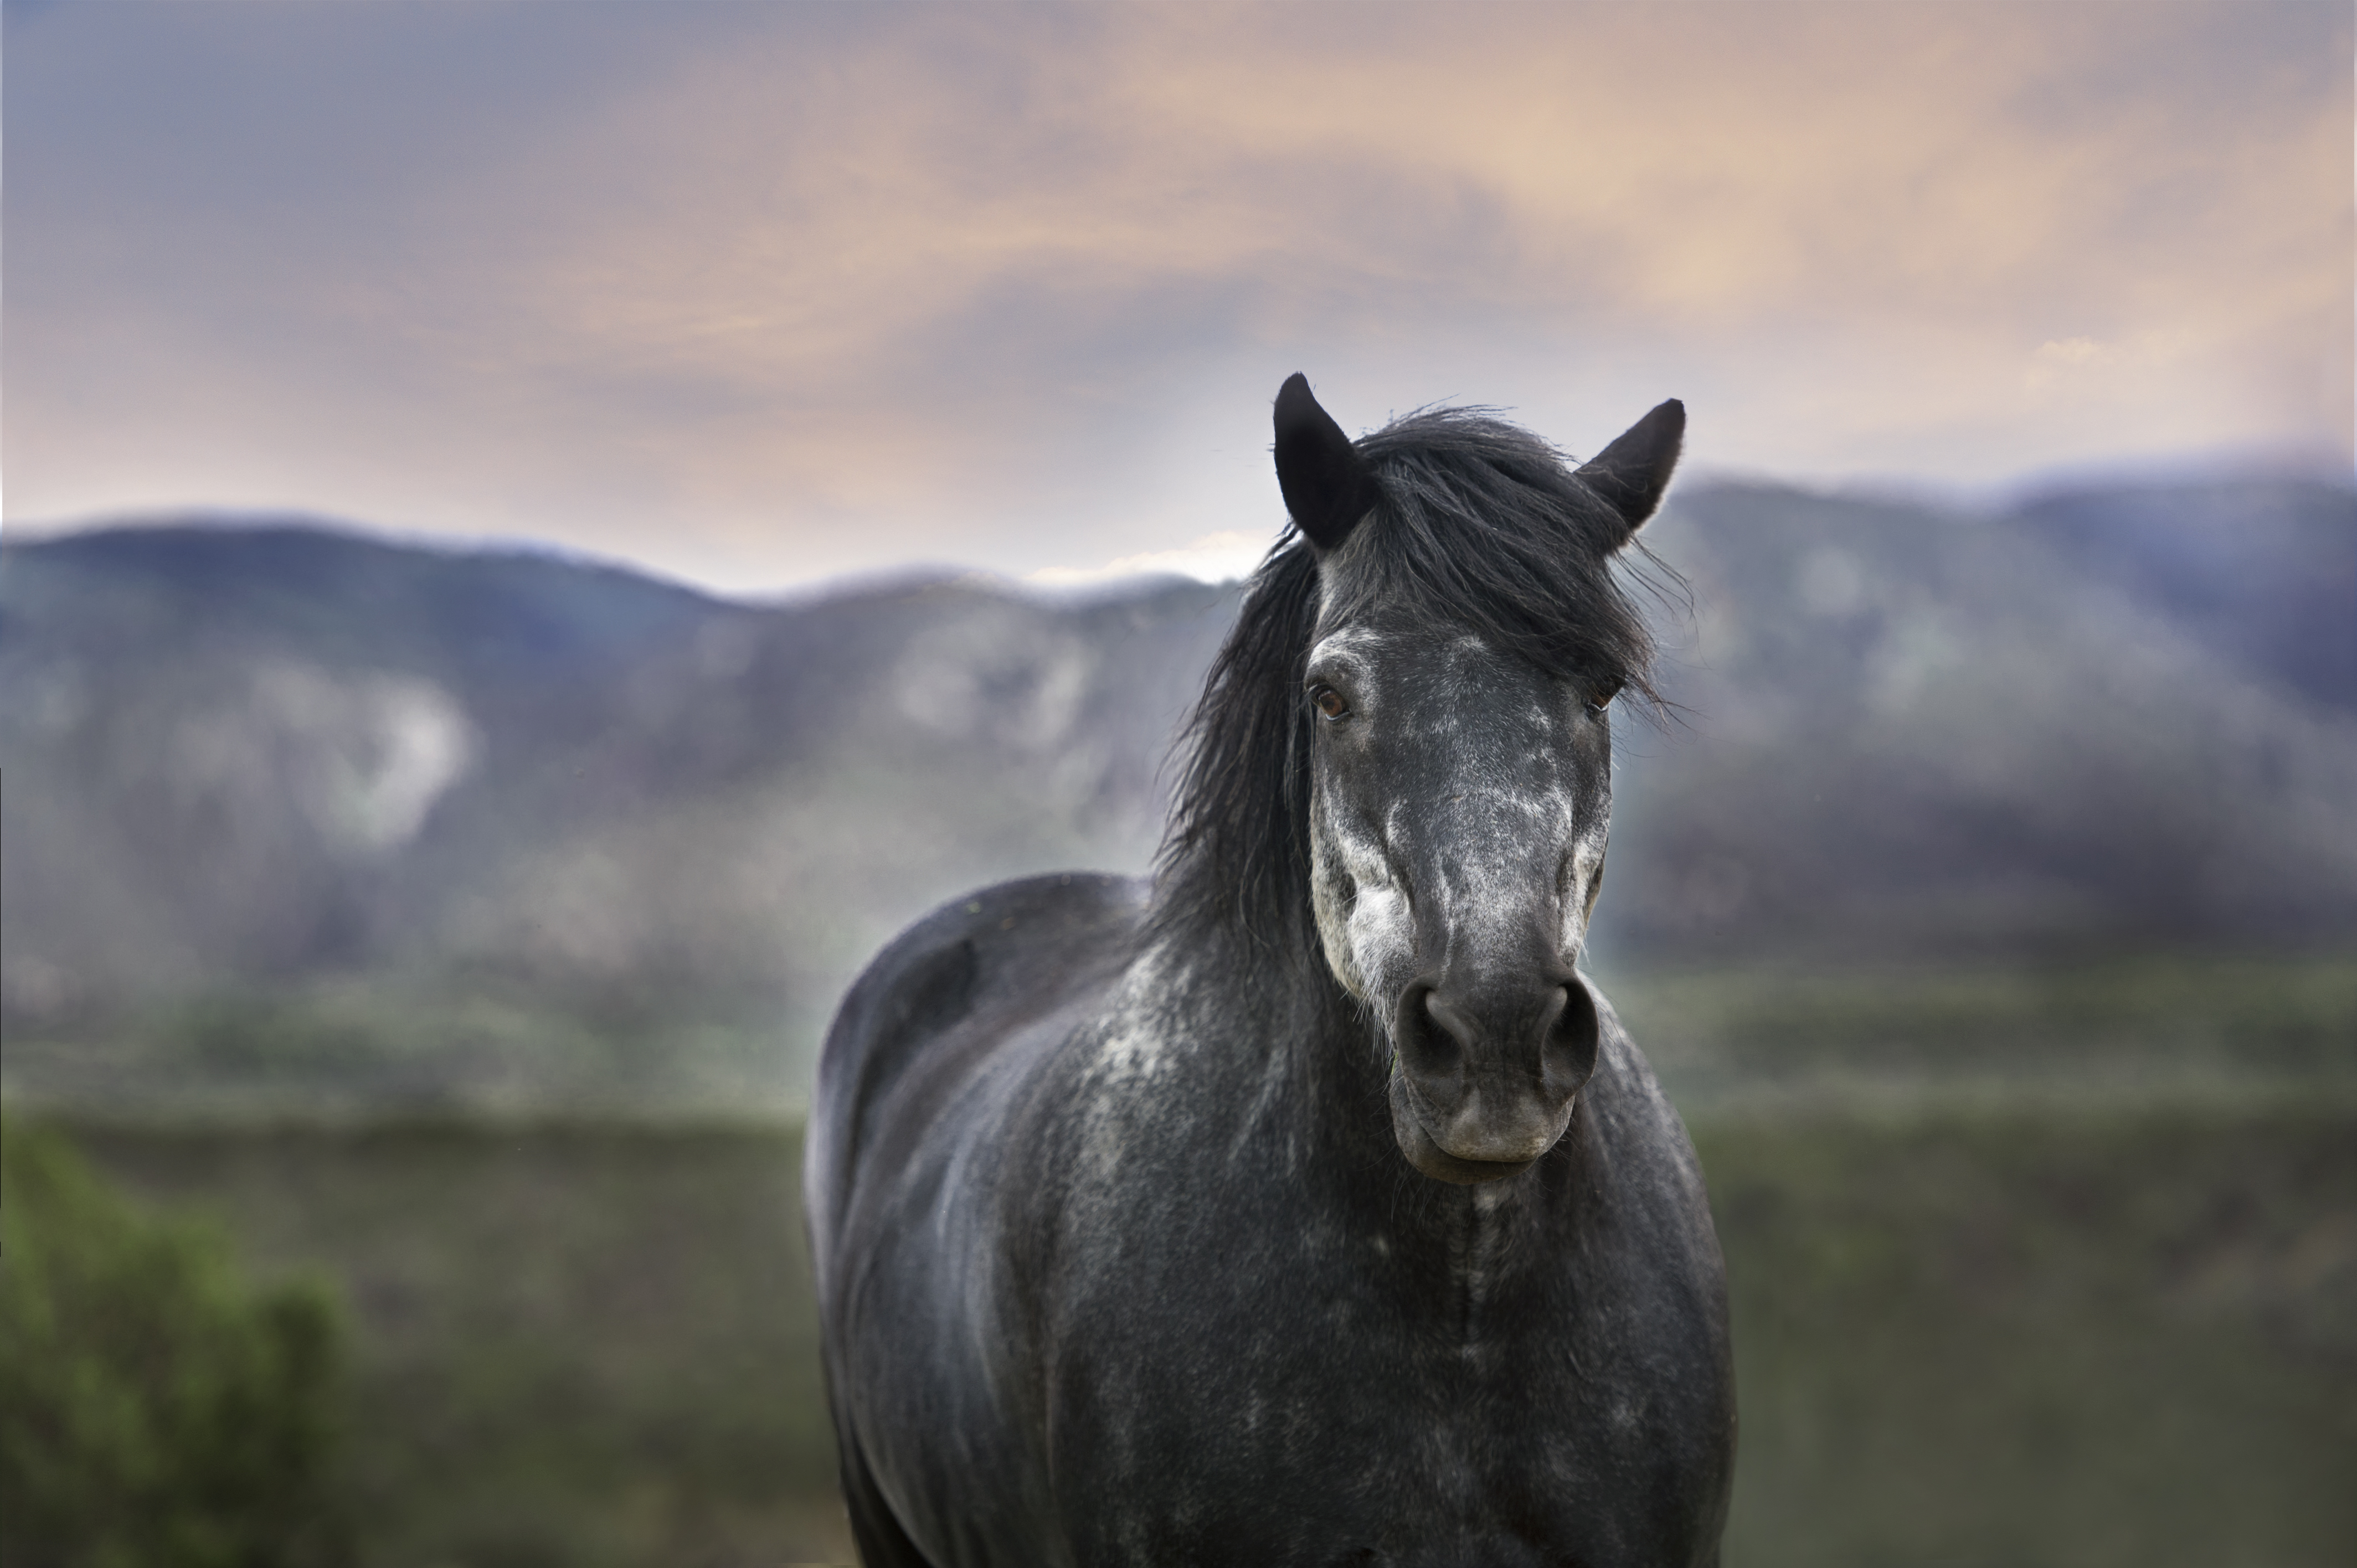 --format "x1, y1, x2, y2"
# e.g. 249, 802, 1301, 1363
2012, 477, 2355, 714
3, 473, 2351, 1108
1605, 476, 2357, 959
1, 524, 1233, 1092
